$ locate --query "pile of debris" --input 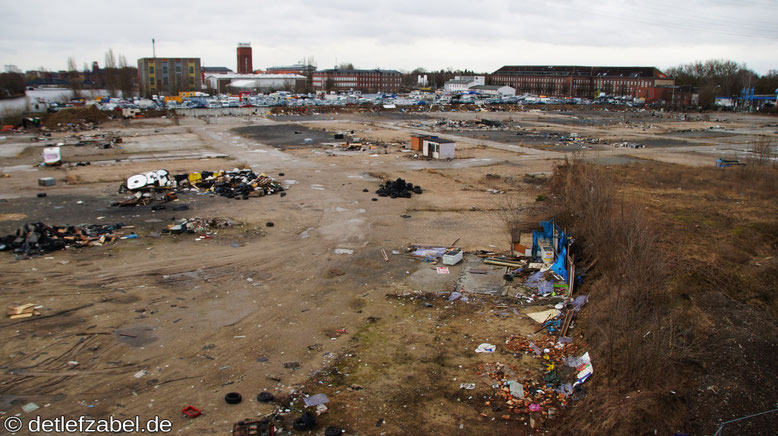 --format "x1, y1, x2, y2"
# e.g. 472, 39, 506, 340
471, 335, 591, 427
166, 217, 236, 234
375, 178, 422, 198
505, 334, 592, 399
115, 169, 284, 206
177, 170, 283, 200
43, 106, 109, 131
0, 222, 127, 257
